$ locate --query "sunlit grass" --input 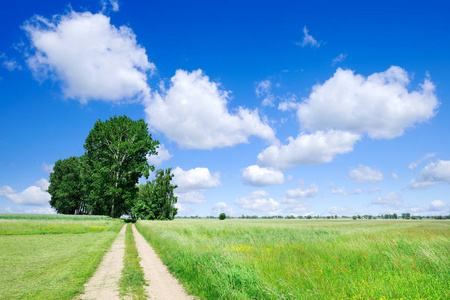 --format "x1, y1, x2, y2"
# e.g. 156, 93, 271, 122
0, 216, 123, 299
136, 219, 450, 299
